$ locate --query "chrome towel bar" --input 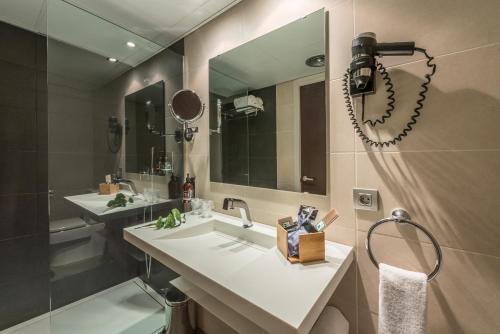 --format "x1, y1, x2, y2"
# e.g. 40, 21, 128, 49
365, 208, 442, 281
